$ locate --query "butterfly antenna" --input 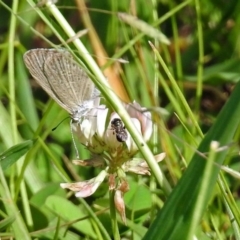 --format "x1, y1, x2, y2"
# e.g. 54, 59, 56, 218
52, 117, 70, 131
70, 120, 79, 159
